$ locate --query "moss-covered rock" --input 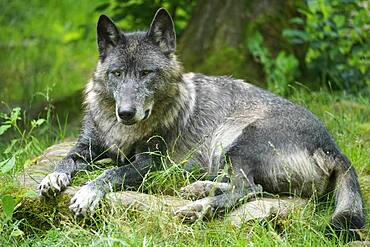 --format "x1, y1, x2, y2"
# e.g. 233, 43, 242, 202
14, 191, 73, 234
